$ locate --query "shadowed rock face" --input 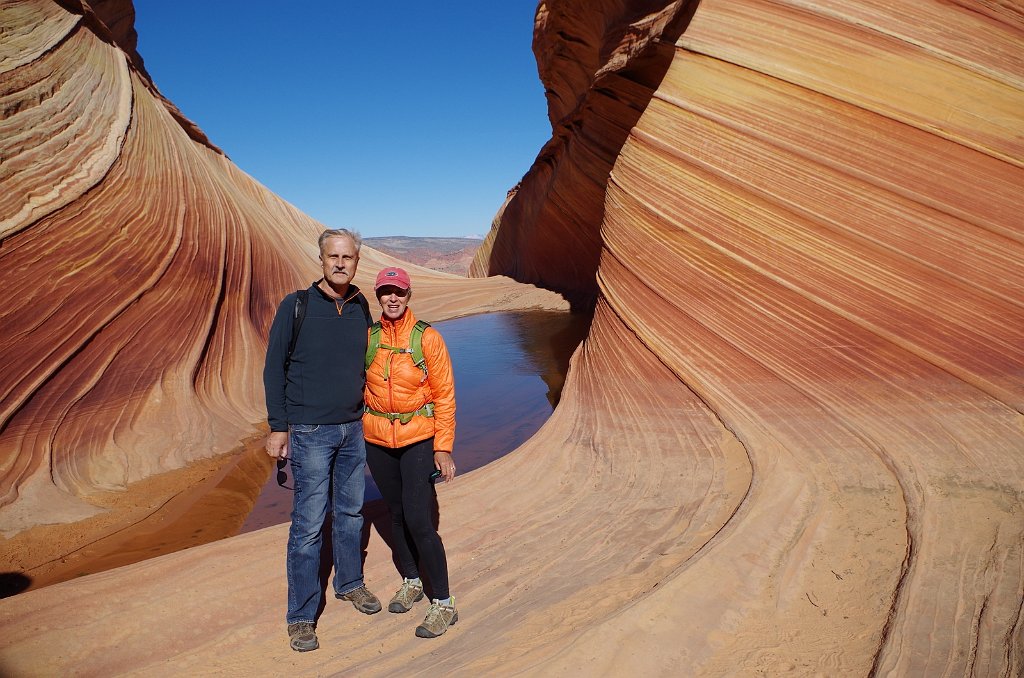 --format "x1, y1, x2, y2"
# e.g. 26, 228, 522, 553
0, 0, 1022, 675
